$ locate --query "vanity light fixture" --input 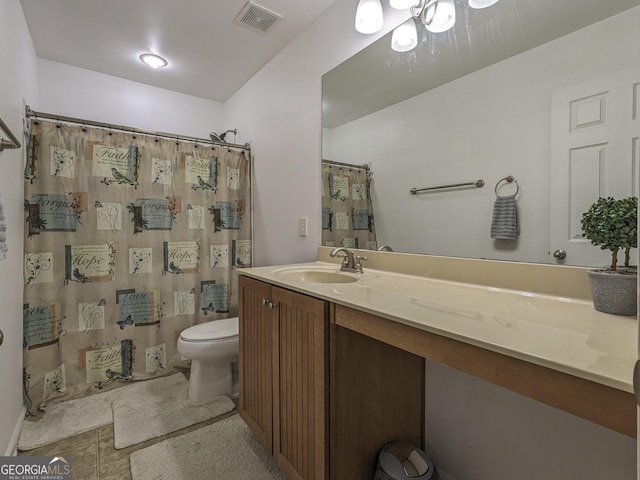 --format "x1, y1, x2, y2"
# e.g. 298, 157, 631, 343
391, 18, 418, 52
139, 52, 168, 69
468, 0, 500, 8
355, 0, 384, 34
376, 0, 501, 52
390, 0, 419, 9
423, 0, 455, 33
